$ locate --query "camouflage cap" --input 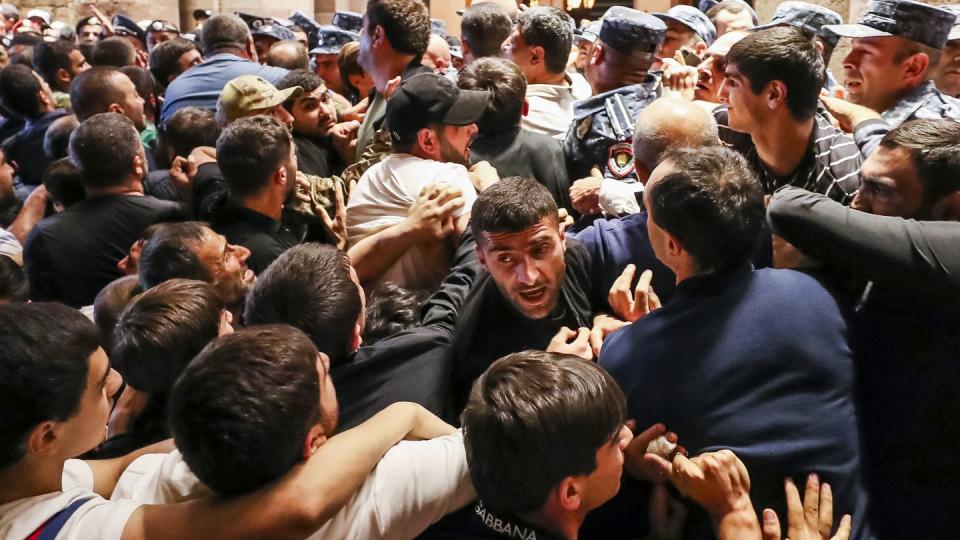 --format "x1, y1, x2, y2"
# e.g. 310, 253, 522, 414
654, 5, 717, 45
309, 26, 359, 55
824, 0, 957, 50
599, 6, 666, 56
218, 75, 303, 124
753, 1, 842, 47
